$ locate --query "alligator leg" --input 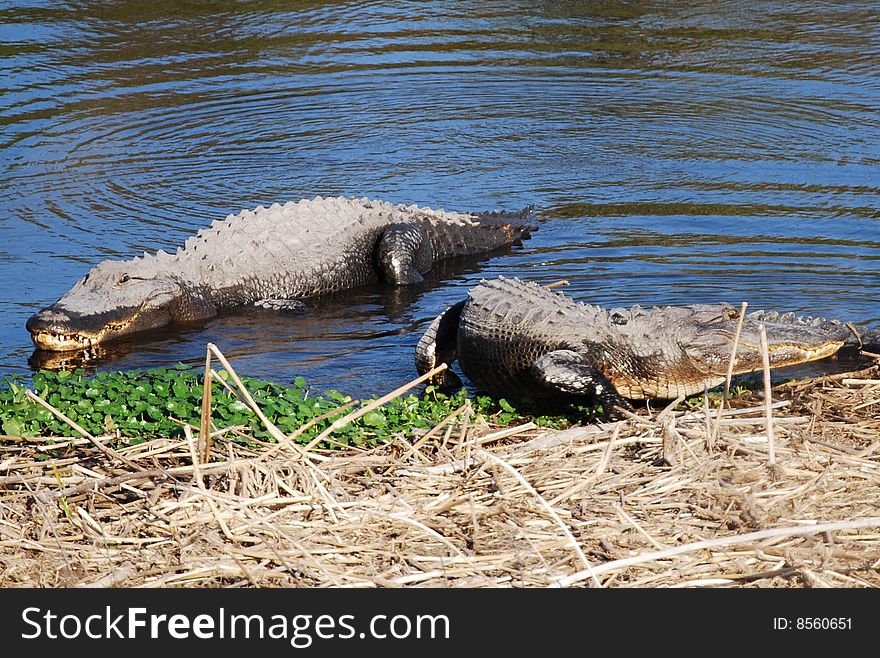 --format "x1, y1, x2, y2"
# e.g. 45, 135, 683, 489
254, 299, 308, 314
415, 300, 465, 390
376, 223, 433, 285
531, 350, 633, 418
